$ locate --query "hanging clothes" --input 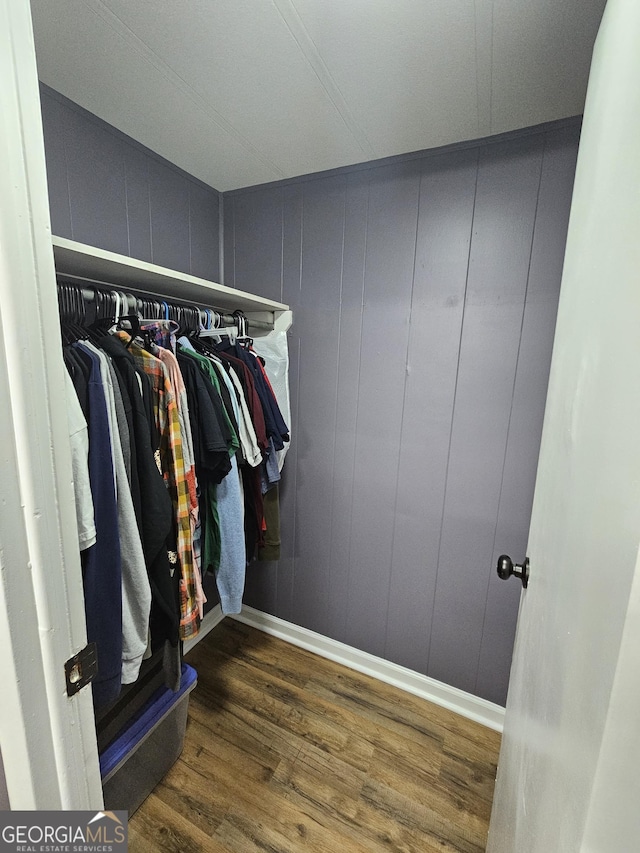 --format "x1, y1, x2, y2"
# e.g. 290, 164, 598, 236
223, 361, 263, 469
59, 282, 292, 711
69, 342, 123, 708
177, 343, 246, 614
97, 334, 181, 685
64, 370, 96, 552
78, 340, 151, 685
175, 348, 231, 582
252, 331, 291, 472
149, 338, 205, 620
218, 340, 289, 451
216, 338, 290, 562
64, 329, 184, 706
116, 333, 201, 642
